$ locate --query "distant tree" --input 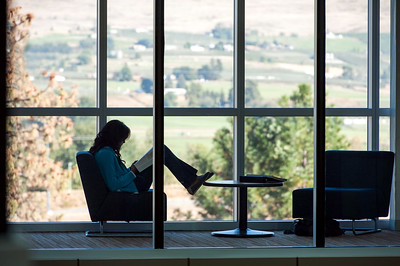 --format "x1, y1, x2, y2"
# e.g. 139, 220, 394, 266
137, 39, 152, 48
141, 78, 153, 93
197, 65, 212, 80
228, 80, 262, 107
213, 41, 225, 51
114, 64, 132, 81
186, 83, 203, 106
186, 83, 223, 107
212, 23, 233, 40
79, 38, 96, 49
25, 42, 72, 53
245, 80, 262, 106
173, 66, 197, 81
341, 65, 354, 80
176, 74, 186, 89
198, 59, 223, 81
6, 2, 79, 221
164, 79, 174, 88
164, 93, 178, 107
211, 58, 223, 72
77, 51, 91, 65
